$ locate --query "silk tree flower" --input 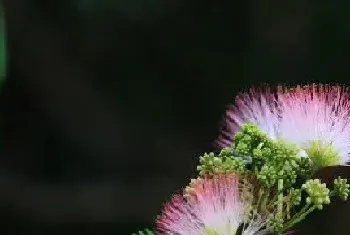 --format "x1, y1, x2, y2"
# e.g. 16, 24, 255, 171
155, 174, 271, 235
216, 84, 350, 166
